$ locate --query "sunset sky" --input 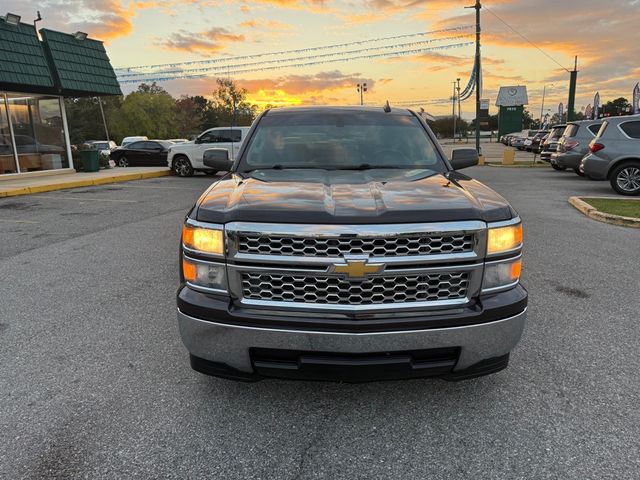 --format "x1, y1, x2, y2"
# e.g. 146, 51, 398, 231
9, 0, 640, 119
